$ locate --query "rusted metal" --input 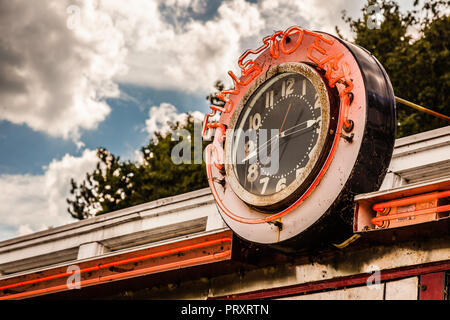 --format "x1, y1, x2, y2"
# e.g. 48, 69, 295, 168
211, 260, 450, 300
